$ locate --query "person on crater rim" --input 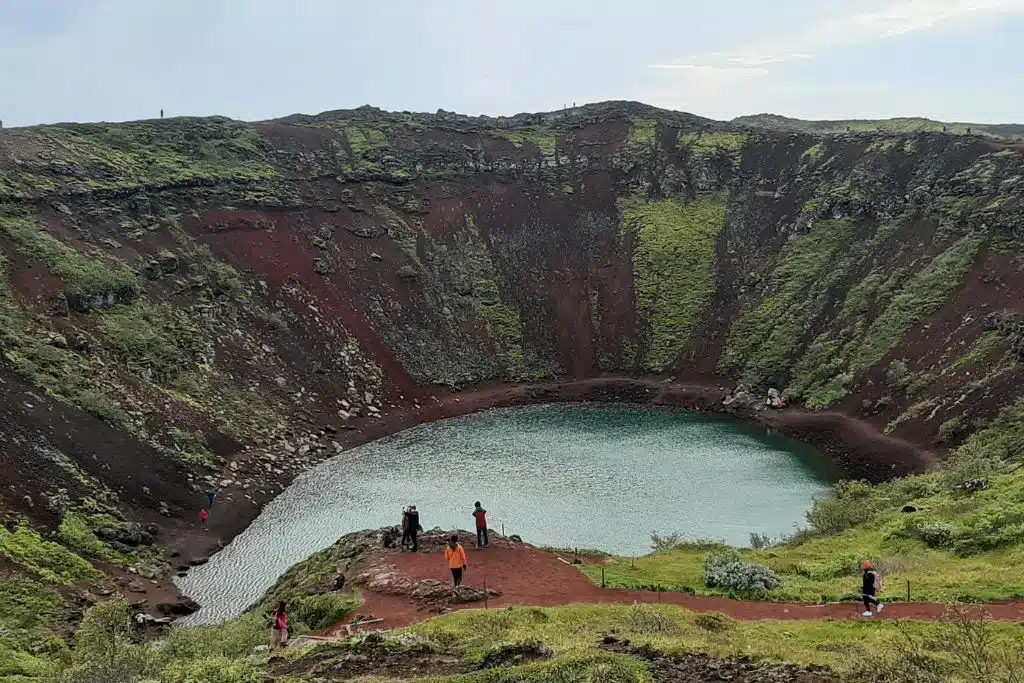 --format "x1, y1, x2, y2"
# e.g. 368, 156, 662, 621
472, 501, 489, 548
406, 505, 422, 552
861, 560, 885, 617
400, 506, 412, 550
445, 534, 468, 588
